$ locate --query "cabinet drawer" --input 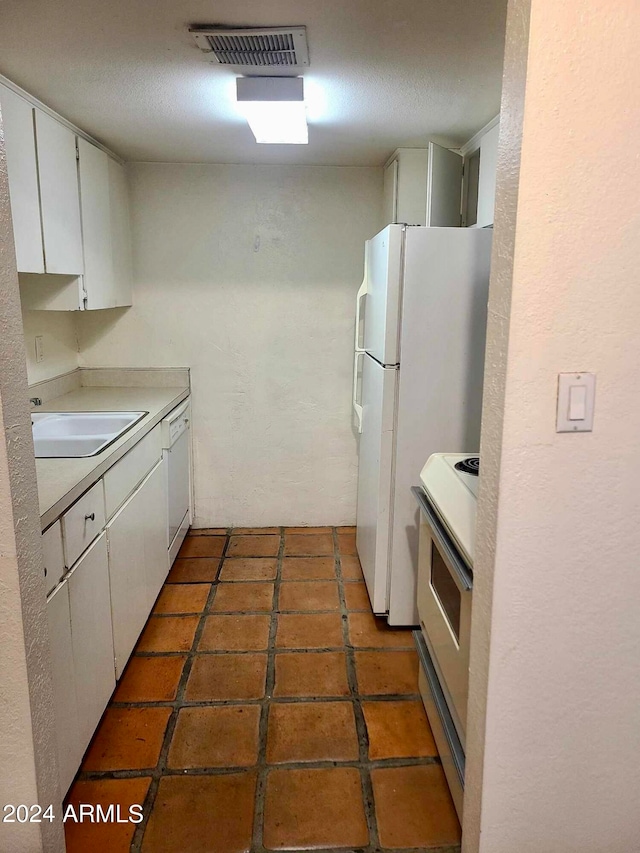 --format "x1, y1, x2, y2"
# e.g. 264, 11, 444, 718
43, 520, 65, 596
104, 425, 162, 519
61, 481, 106, 568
